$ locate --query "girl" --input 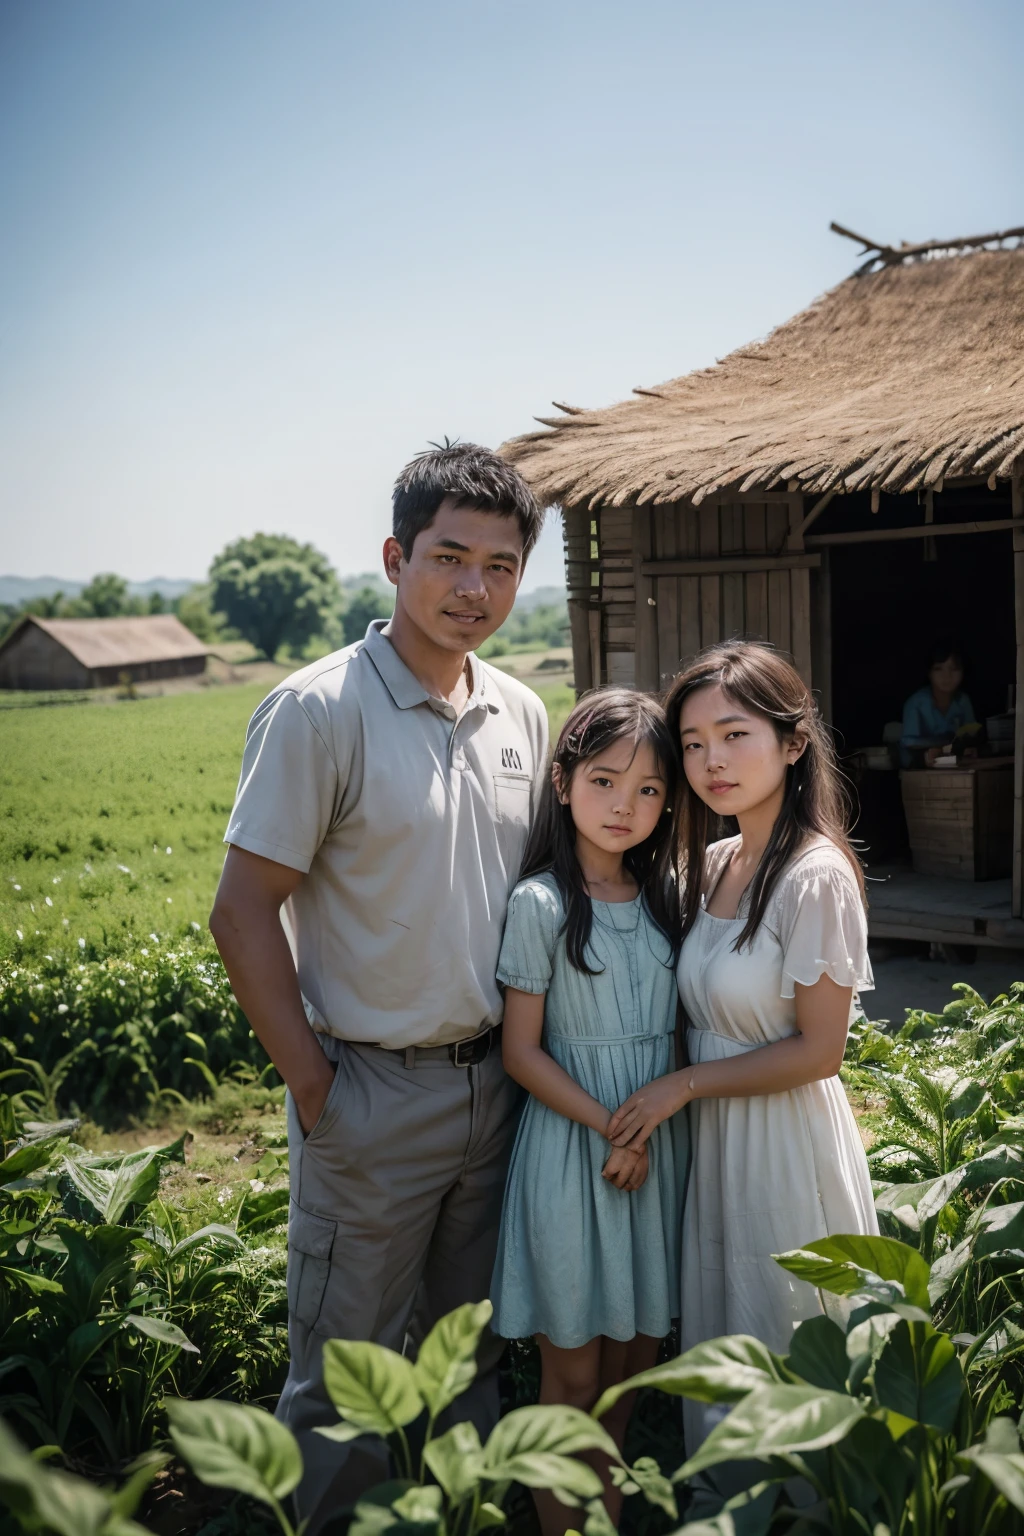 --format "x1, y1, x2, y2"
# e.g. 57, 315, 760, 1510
490, 689, 688, 1535
607, 642, 877, 1453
